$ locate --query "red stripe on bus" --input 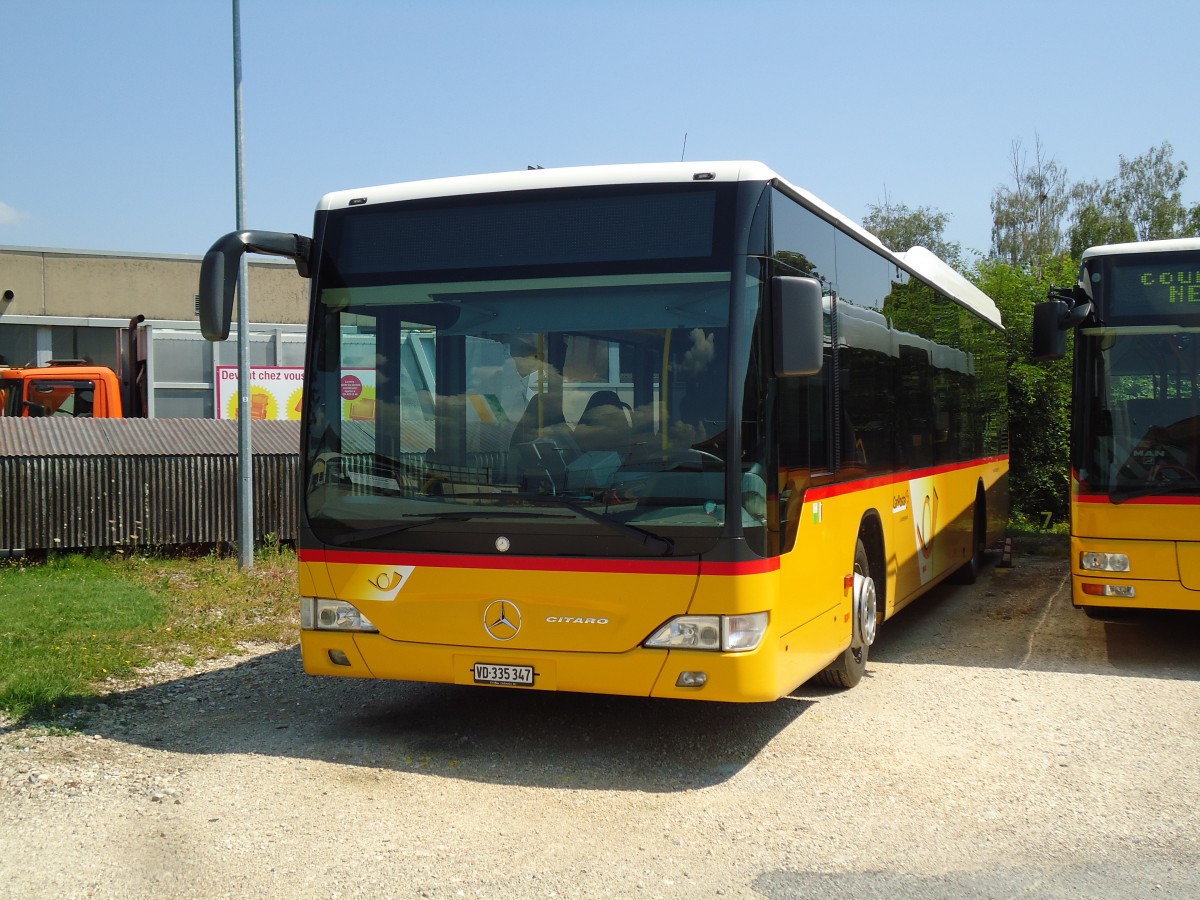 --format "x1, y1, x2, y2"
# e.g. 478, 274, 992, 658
301, 548, 778, 576
699, 558, 780, 575
1074, 493, 1200, 506
807, 455, 1009, 501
